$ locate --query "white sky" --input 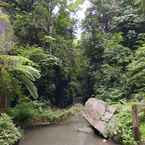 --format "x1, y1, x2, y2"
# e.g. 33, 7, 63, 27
74, 0, 91, 38
54, 0, 91, 38
75, 0, 90, 20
